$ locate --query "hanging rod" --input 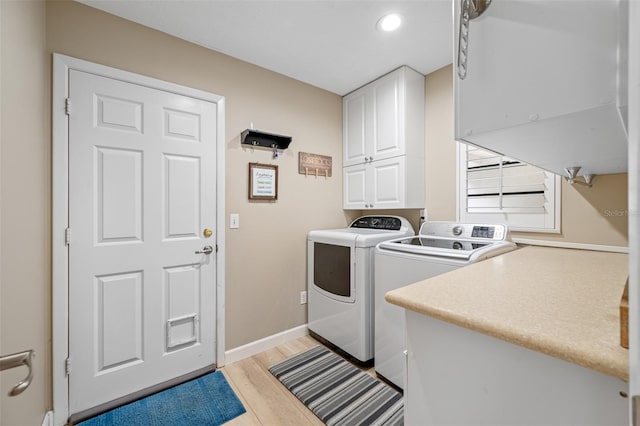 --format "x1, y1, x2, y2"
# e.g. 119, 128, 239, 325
0, 350, 35, 396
